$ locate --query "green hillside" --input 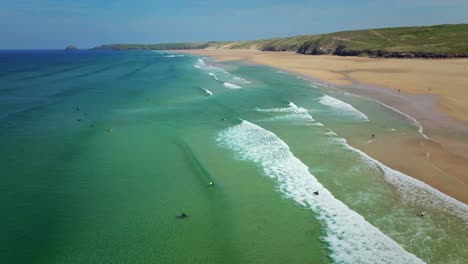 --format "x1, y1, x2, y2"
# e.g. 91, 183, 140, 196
93, 24, 468, 58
